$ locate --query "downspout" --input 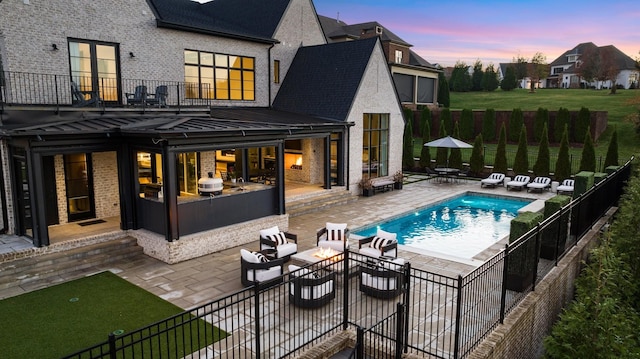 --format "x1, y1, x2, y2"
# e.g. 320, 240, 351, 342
0, 142, 8, 233
346, 126, 350, 191
267, 43, 275, 107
